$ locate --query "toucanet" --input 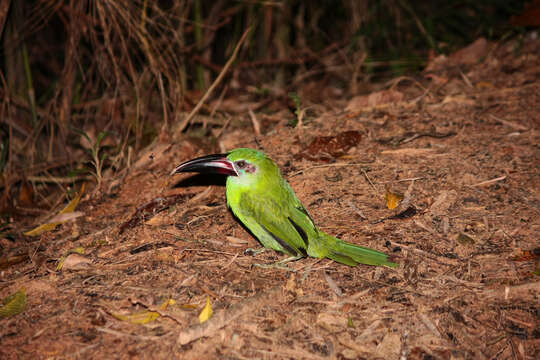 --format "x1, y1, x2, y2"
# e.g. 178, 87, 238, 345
171, 148, 397, 267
